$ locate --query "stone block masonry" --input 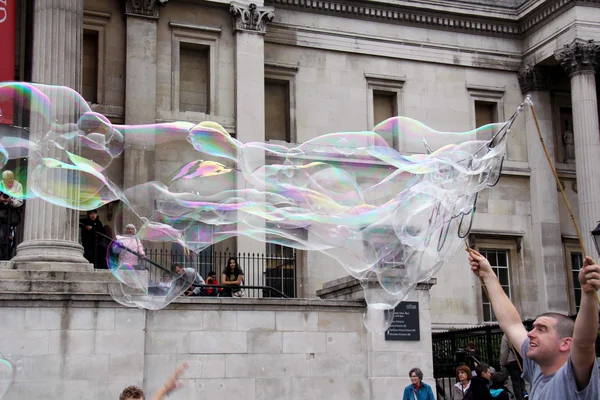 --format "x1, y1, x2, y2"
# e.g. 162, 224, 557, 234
0, 271, 436, 399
